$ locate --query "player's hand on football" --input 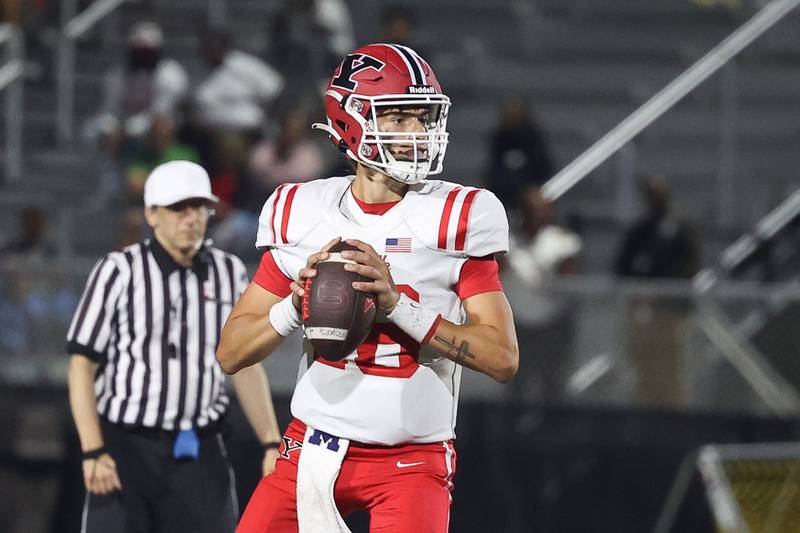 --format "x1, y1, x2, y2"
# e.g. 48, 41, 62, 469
342, 239, 400, 311
82, 452, 123, 495
292, 237, 342, 310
